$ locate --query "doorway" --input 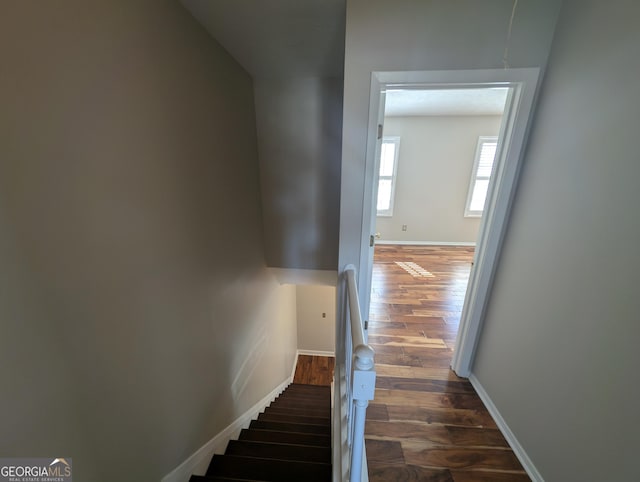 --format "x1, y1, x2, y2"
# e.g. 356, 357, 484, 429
359, 69, 540, 377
